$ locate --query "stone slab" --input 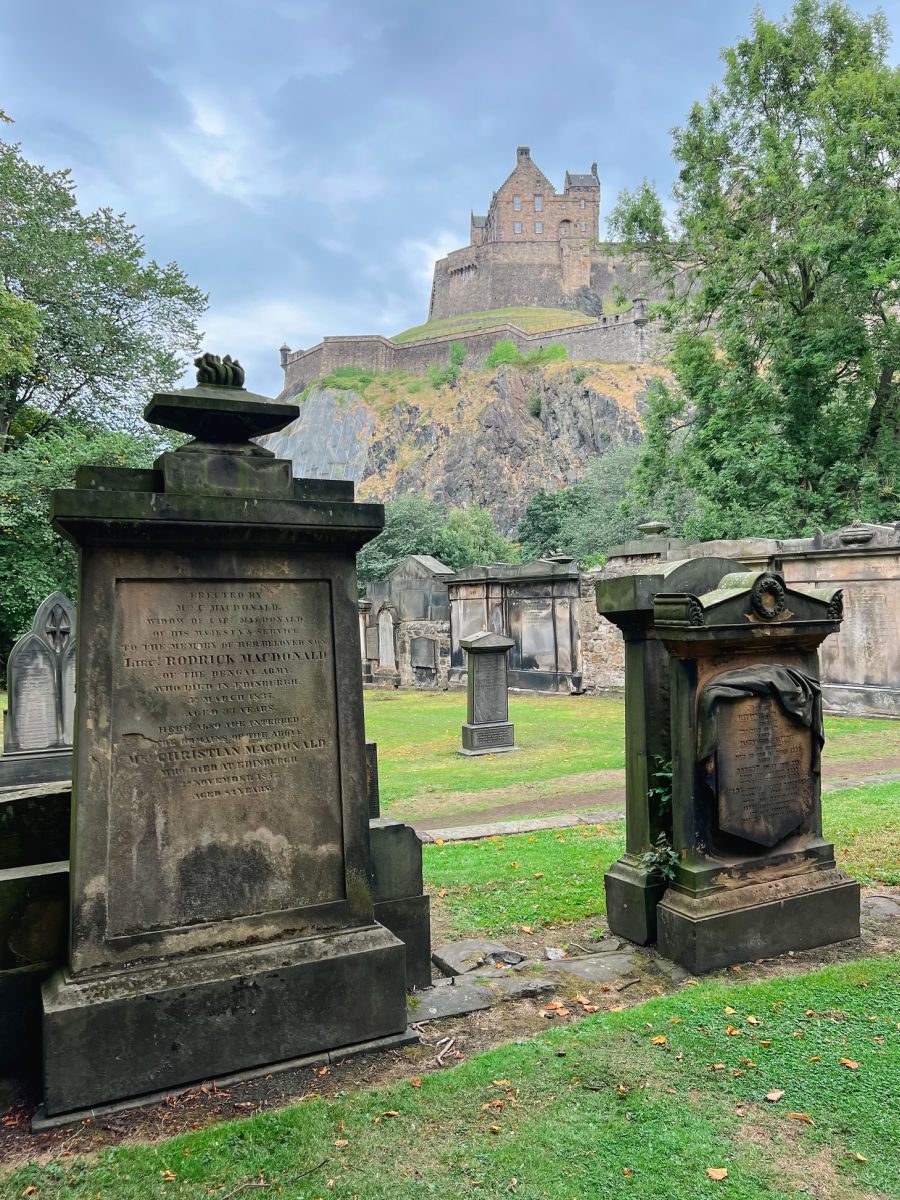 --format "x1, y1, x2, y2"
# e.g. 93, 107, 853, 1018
374, 895, 432, 992
369, 819, 424, 901
41, 924, 407, 1117
460, 721, 516, 755
432, 939, 525, 976
410, 980, 494, 1021
862, 895, 900, 922
657, 871, 861, 974
542, 951, 643, 985
416, 811, 624, 844
471, 974, 556, 1000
